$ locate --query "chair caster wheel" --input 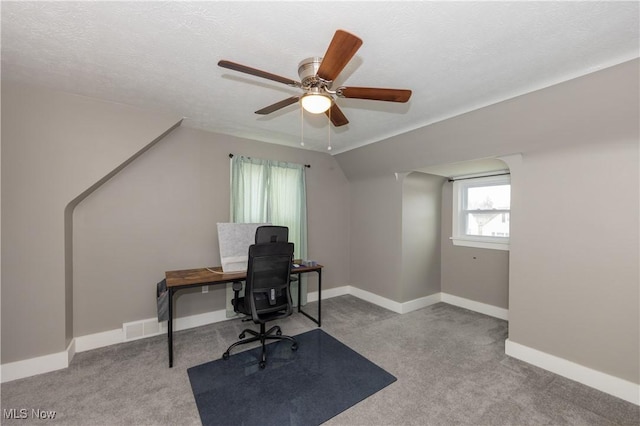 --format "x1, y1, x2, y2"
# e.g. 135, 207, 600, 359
239, 333, 245, 339
291, 343, 298, 351
222, 352, 230, 360
259, 361, 266, 369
